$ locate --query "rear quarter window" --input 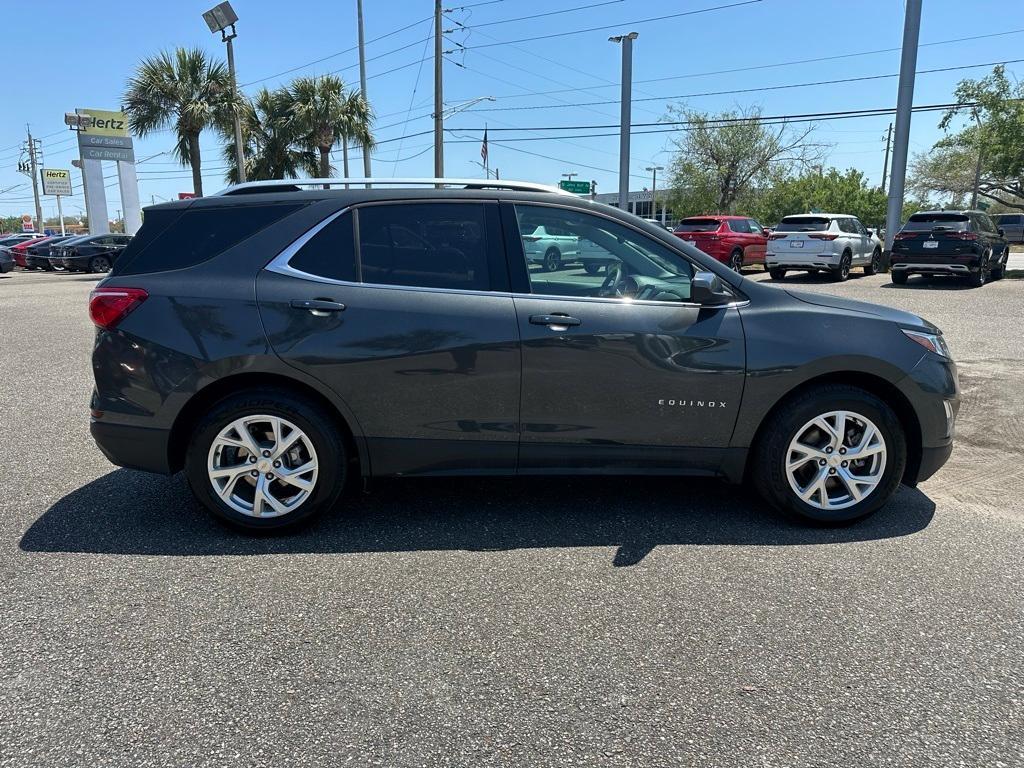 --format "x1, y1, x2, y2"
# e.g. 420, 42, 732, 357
115, 203, 303, 275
